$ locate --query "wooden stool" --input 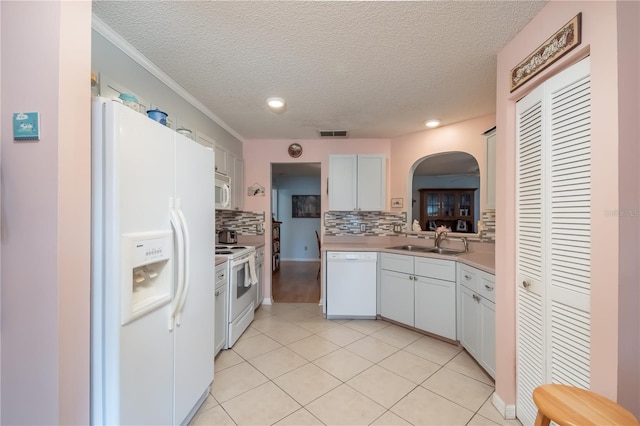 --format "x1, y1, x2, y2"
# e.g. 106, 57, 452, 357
533, 384, 639, 426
